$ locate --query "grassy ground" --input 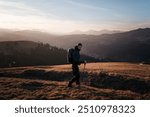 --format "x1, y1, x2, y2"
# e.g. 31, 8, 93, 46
0, 62, 150, 100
